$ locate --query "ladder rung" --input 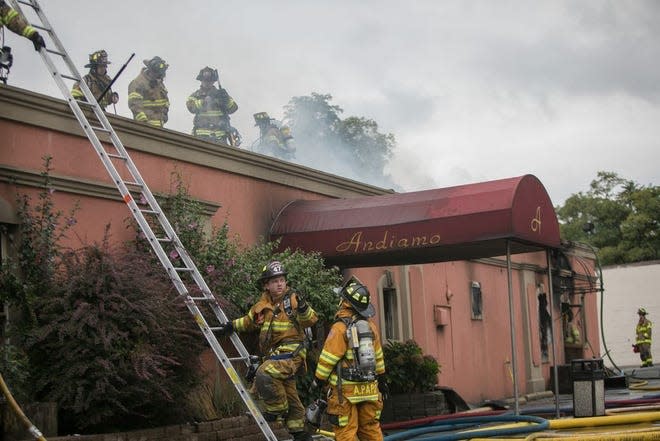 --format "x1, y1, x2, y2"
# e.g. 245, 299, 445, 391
45, 48, 66, 58
227, 356, 250, 362
30, 23, 51, 32
156, 237, 172, 242
77, 100, 95, 107
107, 153, 127, 160
91, 125, 110, 133
122, 181, 143, 187
173, 267, 194, 272
189, 296, 214, 301
61, 73, 79, 81
140, 209, 160, 215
